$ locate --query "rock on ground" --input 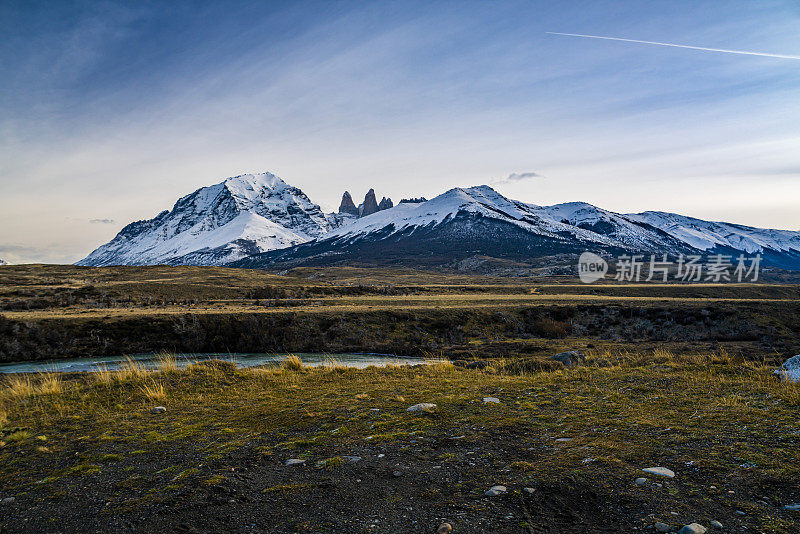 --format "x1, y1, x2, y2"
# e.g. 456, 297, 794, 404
285, 459, 305, 466
484, 485, 507, 497
551, 351, 586, 367
775, 354, 800, 382
482, 397, 500, 404
406, 403, 437, 412
678, 523, 707, 534
642, 466, 675, 478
